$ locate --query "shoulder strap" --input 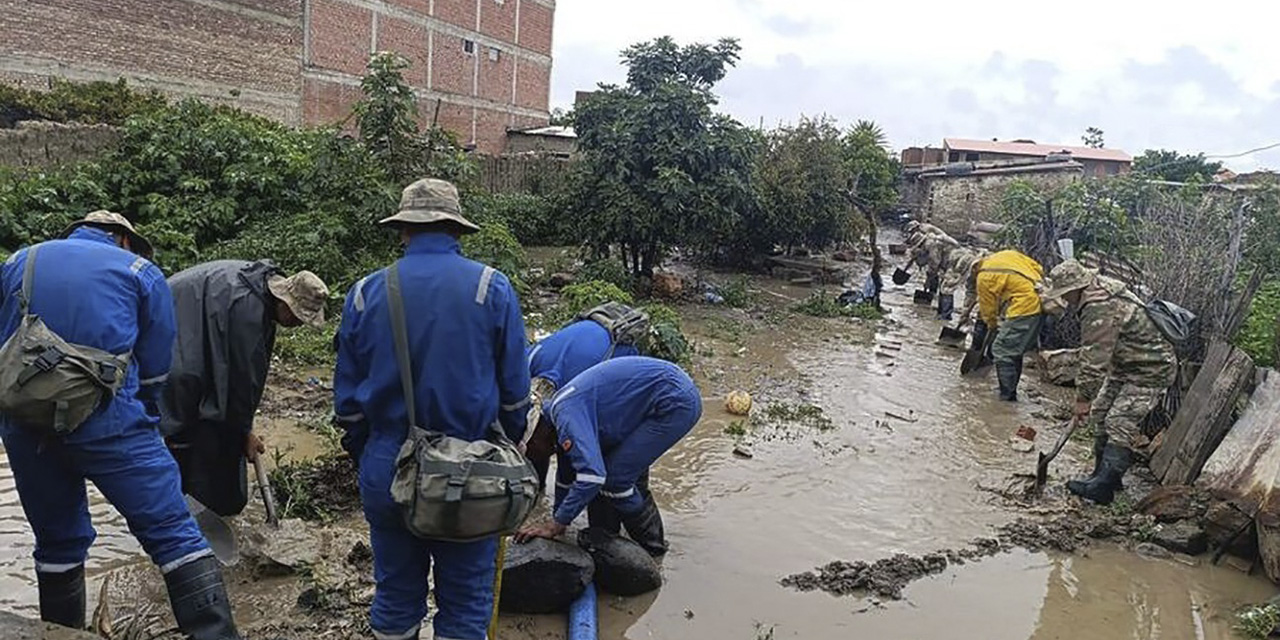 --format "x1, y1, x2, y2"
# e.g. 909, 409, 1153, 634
386, 261, 417, 428
17, 245, 39, 314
